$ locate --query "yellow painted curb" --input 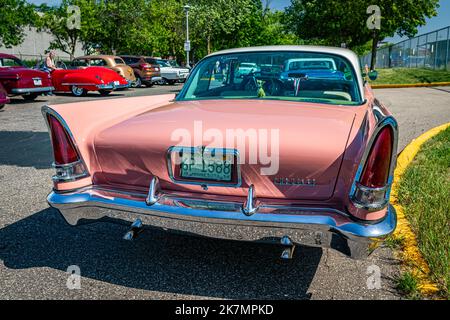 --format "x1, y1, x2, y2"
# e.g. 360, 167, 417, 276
390, 122, 450, 297
372, 82, 450, 89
